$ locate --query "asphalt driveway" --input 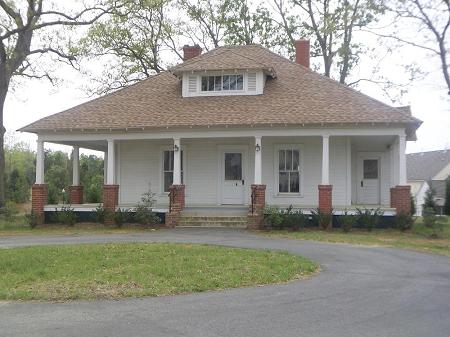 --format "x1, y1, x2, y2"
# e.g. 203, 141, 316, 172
0, 228, 449, 337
